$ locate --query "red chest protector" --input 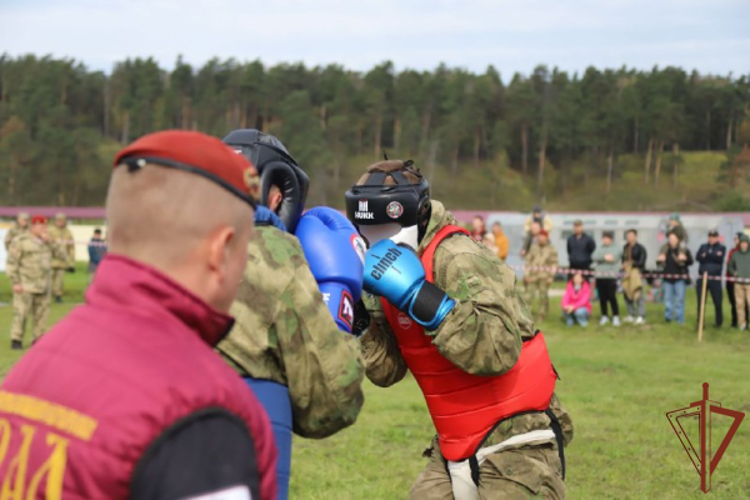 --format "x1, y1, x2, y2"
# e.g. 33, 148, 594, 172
381, 225, 557, 461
